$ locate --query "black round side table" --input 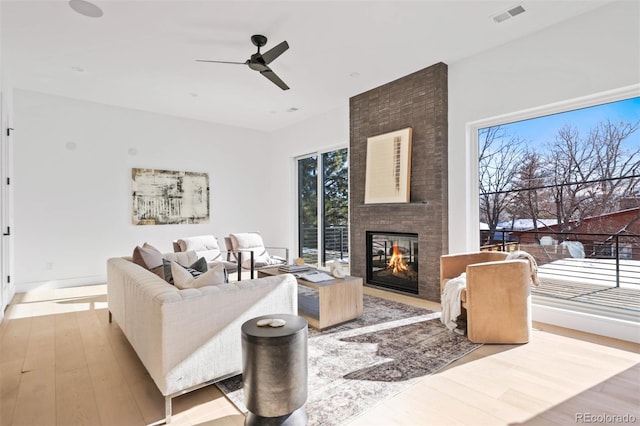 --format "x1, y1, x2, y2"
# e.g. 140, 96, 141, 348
241, 314, 308, 426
